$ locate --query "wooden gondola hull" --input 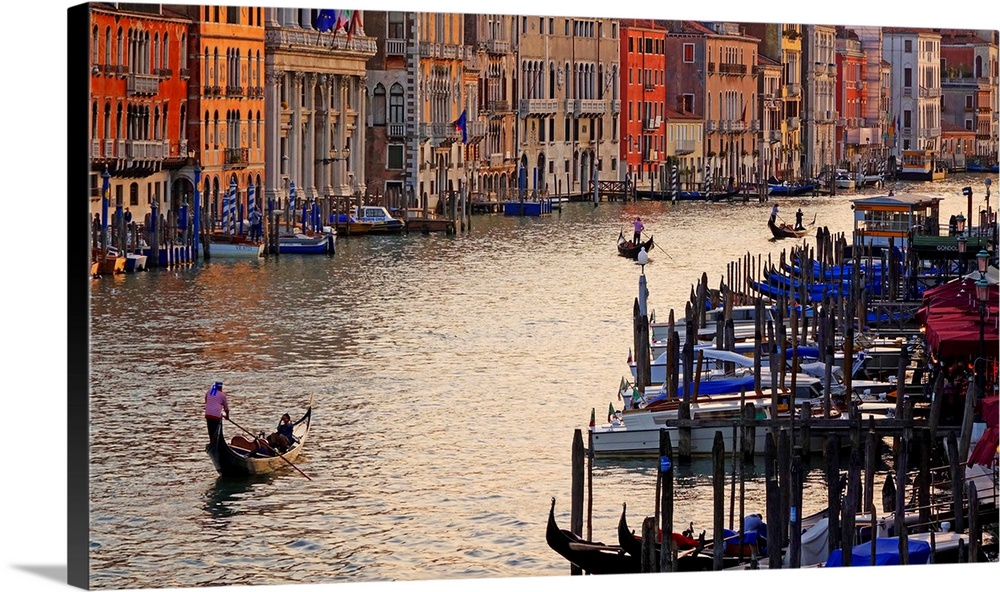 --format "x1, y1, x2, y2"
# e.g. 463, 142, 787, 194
617, 232, 655, 260
547, 499, 639, 575
206, 401, 312, 477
